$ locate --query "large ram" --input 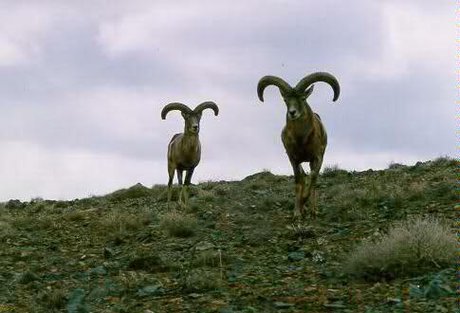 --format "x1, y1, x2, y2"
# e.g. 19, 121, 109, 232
257, 72, 340, 219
